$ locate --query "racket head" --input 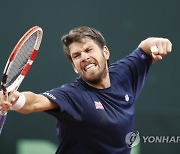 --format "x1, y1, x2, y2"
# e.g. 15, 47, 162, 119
1, 26, 43, 94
